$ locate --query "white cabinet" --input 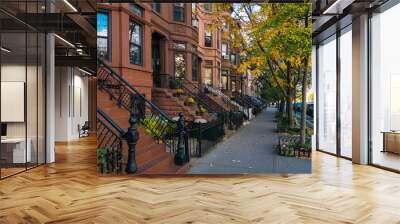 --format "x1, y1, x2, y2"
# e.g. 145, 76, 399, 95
1, 138, 32, 163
